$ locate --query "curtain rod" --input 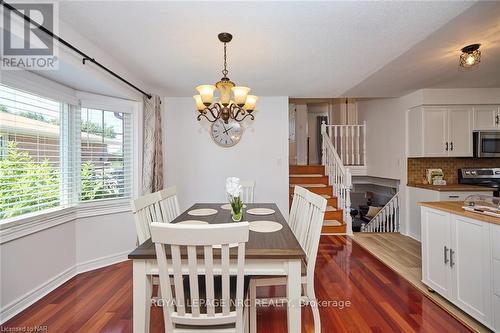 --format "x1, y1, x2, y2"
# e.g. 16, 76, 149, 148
2, 1, 153, 99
